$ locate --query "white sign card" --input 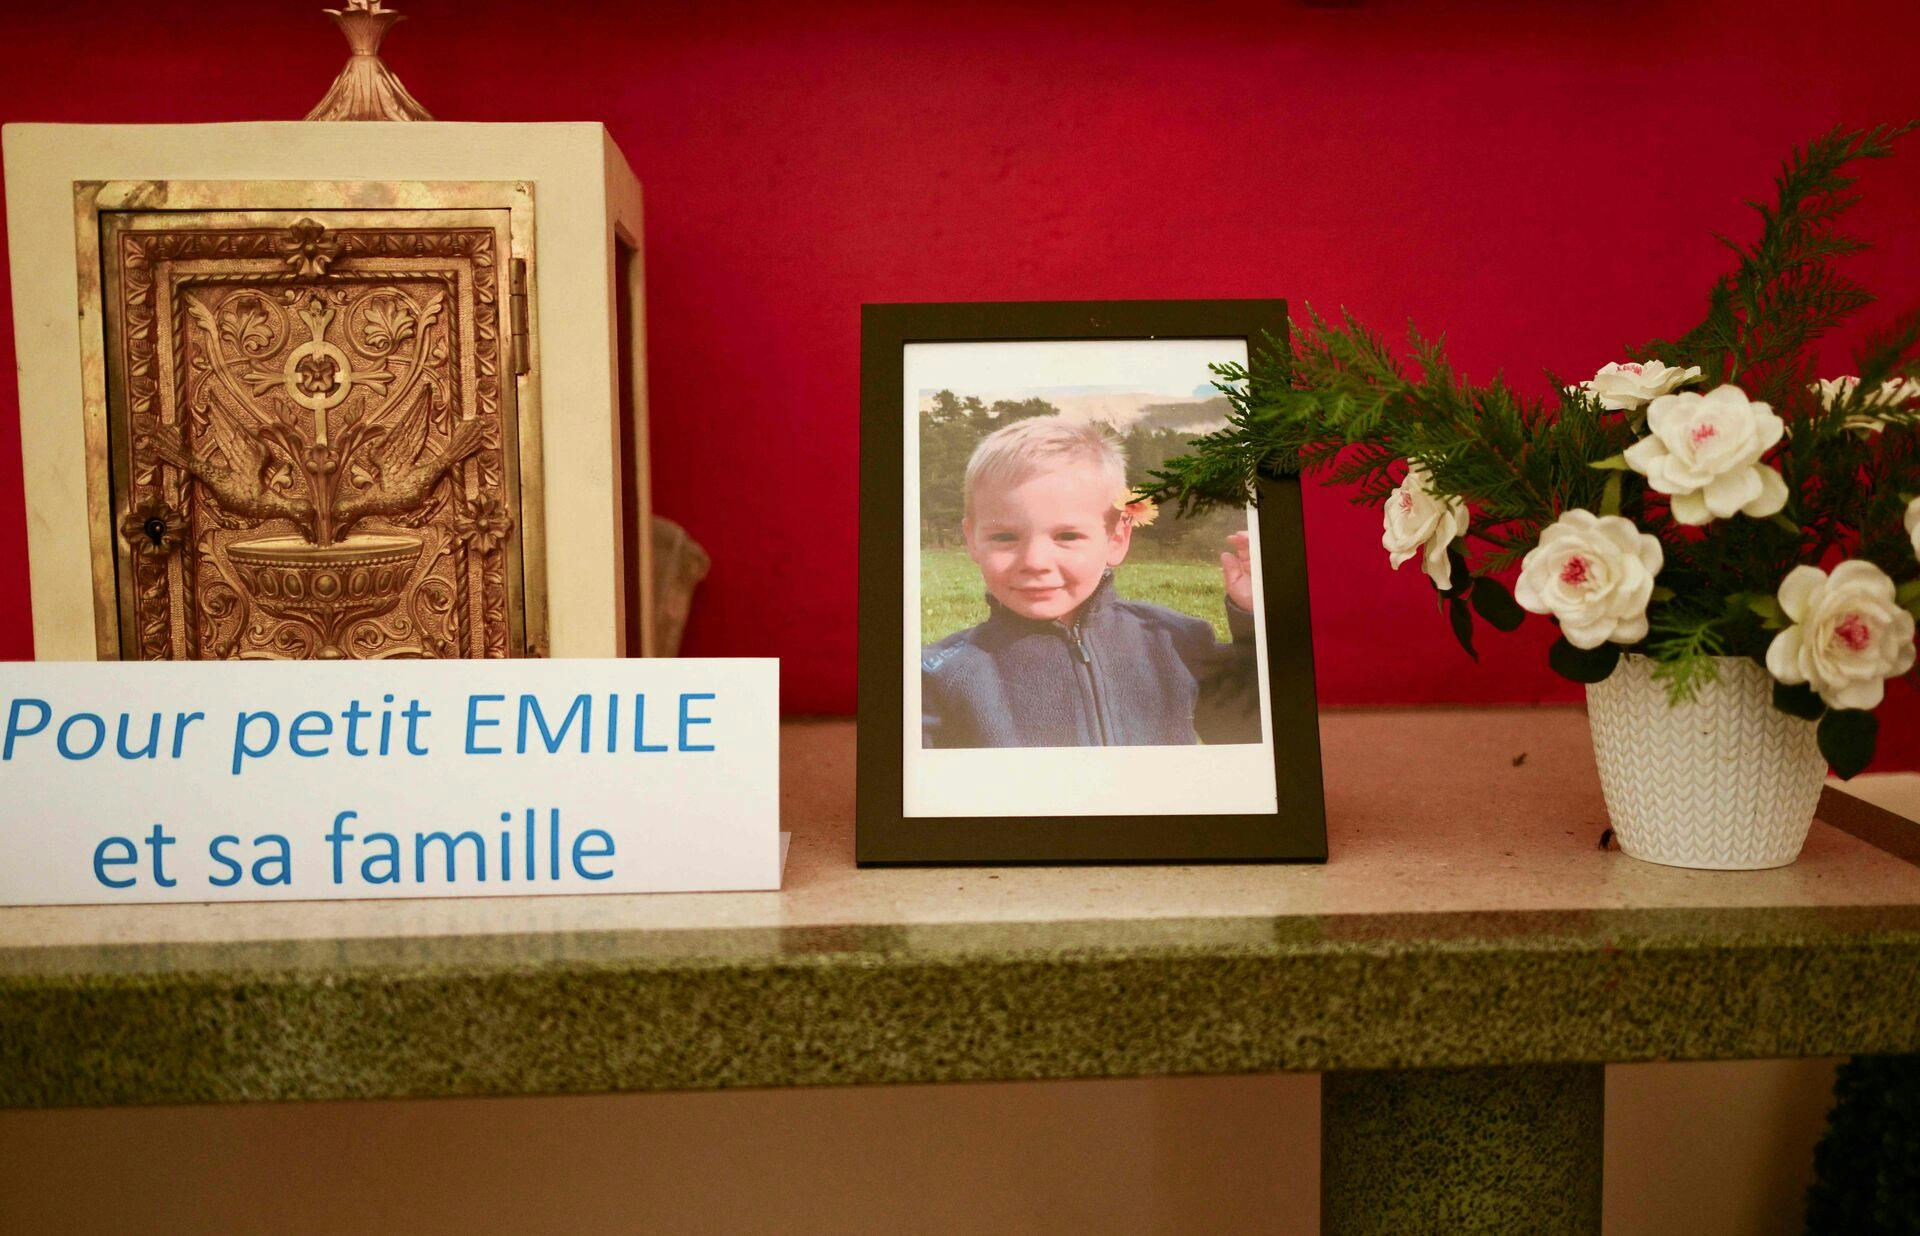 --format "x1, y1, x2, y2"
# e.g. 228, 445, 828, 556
0, 658, 781, 906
